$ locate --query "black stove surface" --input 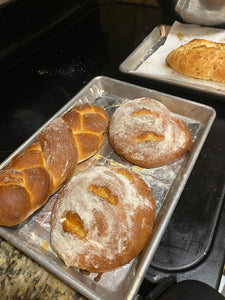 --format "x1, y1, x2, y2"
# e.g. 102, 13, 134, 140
1, 1, 225, 298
